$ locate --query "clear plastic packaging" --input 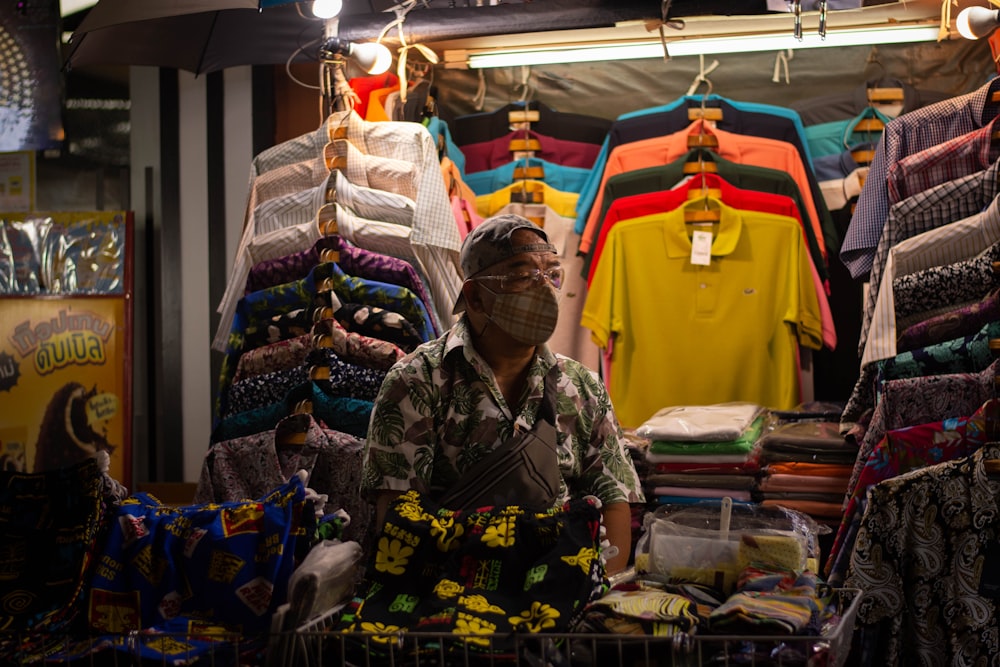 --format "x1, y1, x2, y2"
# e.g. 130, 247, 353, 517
635, 500, 827, 595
